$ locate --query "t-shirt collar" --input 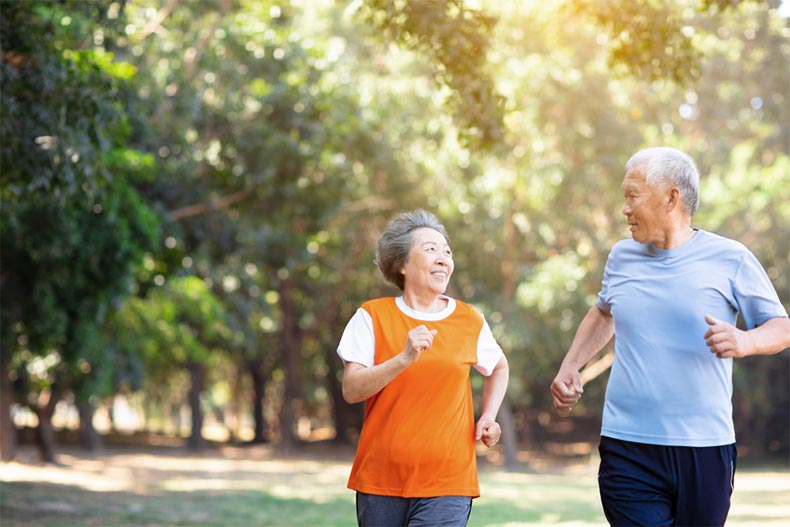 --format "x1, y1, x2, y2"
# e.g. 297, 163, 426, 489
395, 295, 457, 321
